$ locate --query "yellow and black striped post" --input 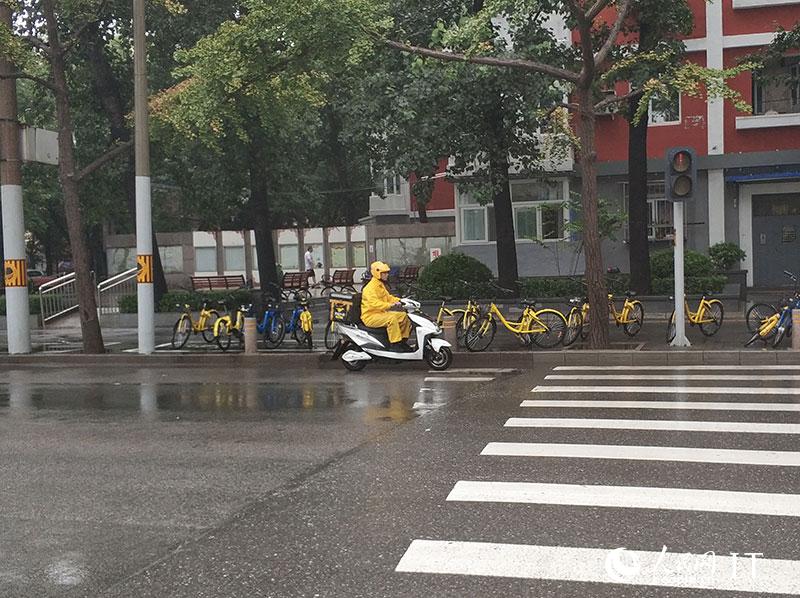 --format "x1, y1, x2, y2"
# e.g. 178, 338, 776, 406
136, 254, 153, 284
4, 258, 27, 288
